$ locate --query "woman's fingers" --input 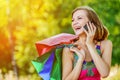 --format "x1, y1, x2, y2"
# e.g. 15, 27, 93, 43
80, 49, 85, 57
70, 46, 77, 52
73, 42, 79, 46
89, 22, 94, 33
83, 28, 88, 35
70, 46, 85, 59
85, 22, 97, 37
86, 22, 96, 34
87, 22, 91, 33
